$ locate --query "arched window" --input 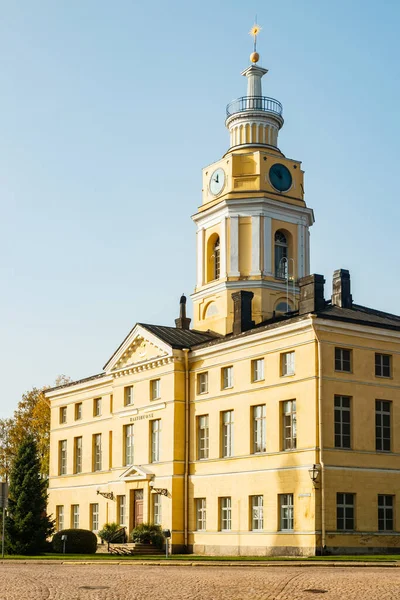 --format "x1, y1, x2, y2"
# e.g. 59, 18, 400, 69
213, 238, 220, 280
275, 301, 292, 315
275, 231, 288, 279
